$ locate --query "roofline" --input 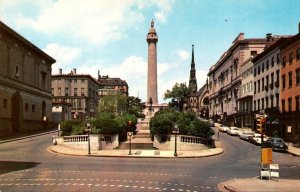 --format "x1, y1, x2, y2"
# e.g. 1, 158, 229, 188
0, 20, 56, 64
52, 74, 99, 85
208, 38, 266, 76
